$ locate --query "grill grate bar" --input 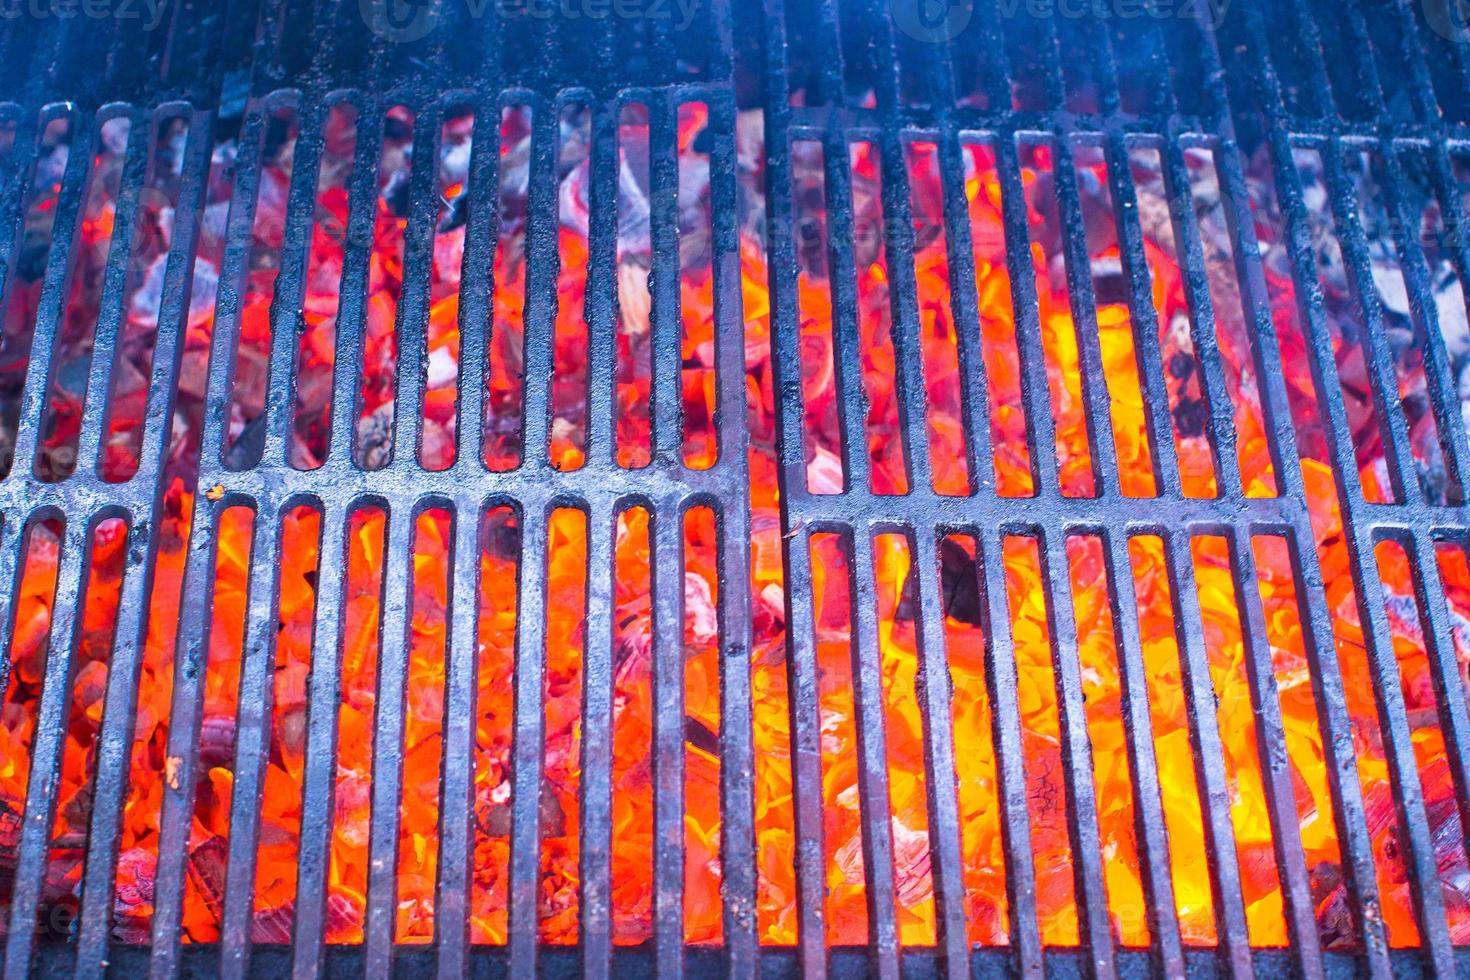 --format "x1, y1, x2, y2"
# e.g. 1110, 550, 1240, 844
1321, 141, 1424, 506
1, 524, 88, 980
650, 496, 688, 976
1051, 134, 1121, 502
288, 504, 349, 978
4, 107, 89, 483
704, 50, 759, 971
1158, 138, 1244, 500
433, 505, 485, 978
217, 505, 302, 979
1225, 532, 1326, 978
1160, 527, 1254, 975
902, 40, 974, 979
845, 530, 902, 980
0, 111, 96, 978
575, 91, 621, 980
903, 528, 968, 980
146, 87, 274, 979
384, 101, 444, 473
70, 103, 211, 978
823, 128, 876, 498
973, 525, 1043, 978
1096, 528, 1187, 976
759, 2, 834, 975
645, 92, 689, 972
1035, 529, 1118, 978
577, 502, 616, 979
505, 502, 550, 974
361, 503, 420, 978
